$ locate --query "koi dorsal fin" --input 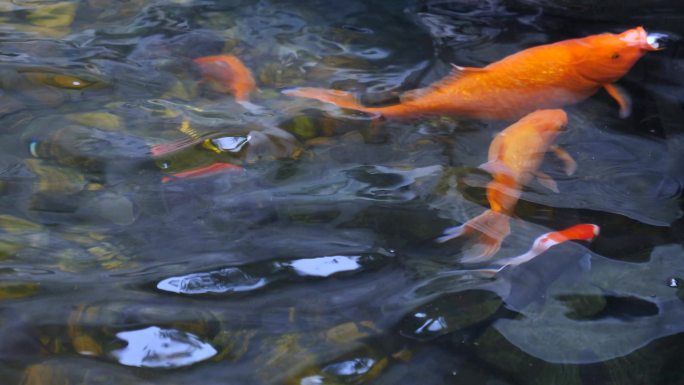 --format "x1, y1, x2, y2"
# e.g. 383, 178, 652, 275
441, 64, 488, 84
400, 87, 430, 103
400, 64, 487, 102
449, 63, 488, 75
